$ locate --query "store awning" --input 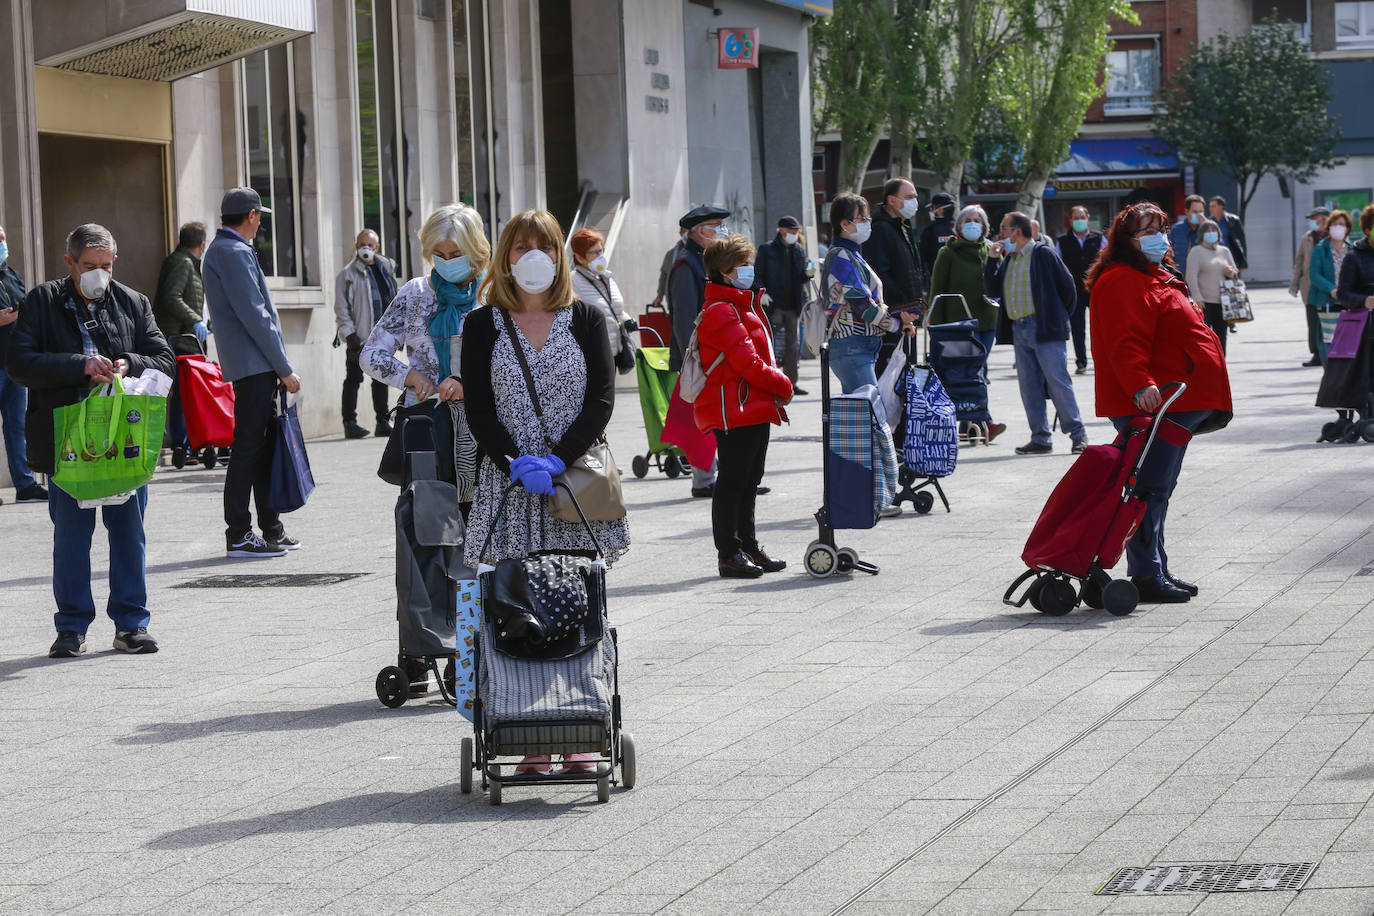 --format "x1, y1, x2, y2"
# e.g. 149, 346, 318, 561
35, 0, 315, 82
762, 0, 834, 15
1055, 137, 1178, 176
